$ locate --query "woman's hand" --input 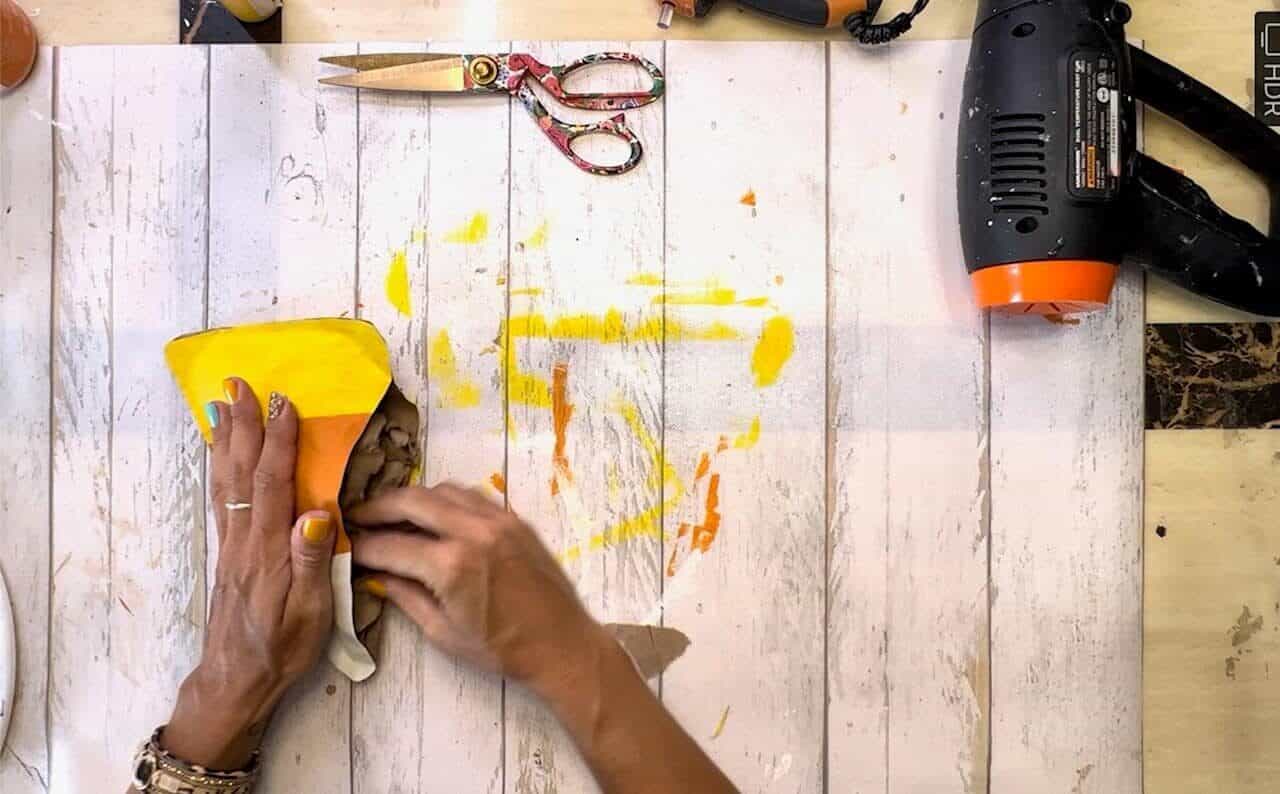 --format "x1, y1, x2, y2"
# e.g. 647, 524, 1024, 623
350, 485, 739, 793
162, 378, 337, 770
347, 485, 608, 700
